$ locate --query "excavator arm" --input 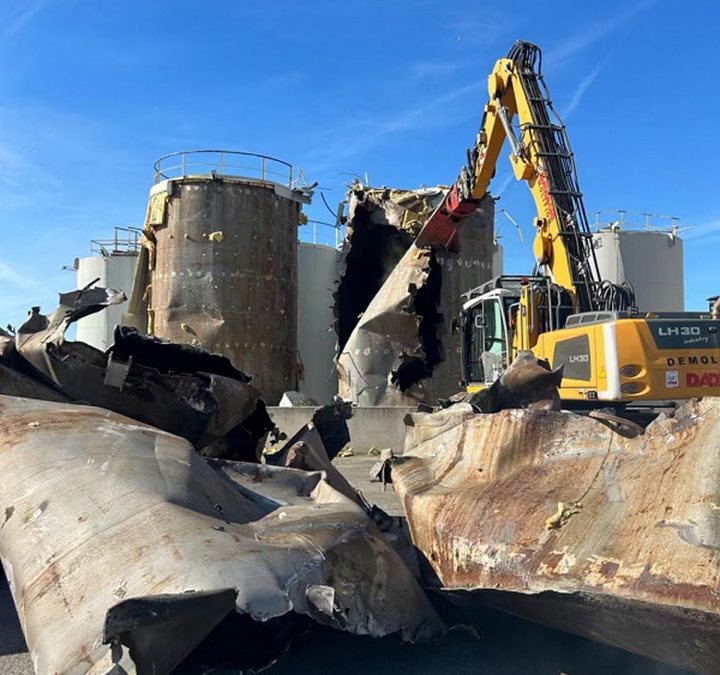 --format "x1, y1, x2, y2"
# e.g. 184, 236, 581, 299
417, 41, 616, 313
